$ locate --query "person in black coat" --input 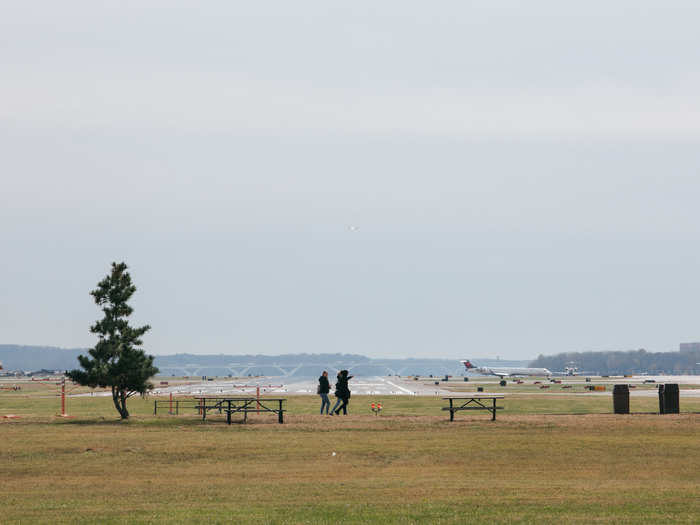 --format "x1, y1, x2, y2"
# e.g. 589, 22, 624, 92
318, 371, 331, 415
332, 369, 353, 415
330, 371, 343, 415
